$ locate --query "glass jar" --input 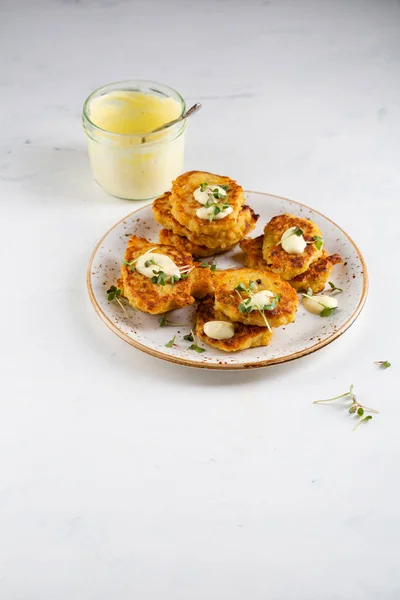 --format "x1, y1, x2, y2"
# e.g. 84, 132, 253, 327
82, 80, 187, 200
